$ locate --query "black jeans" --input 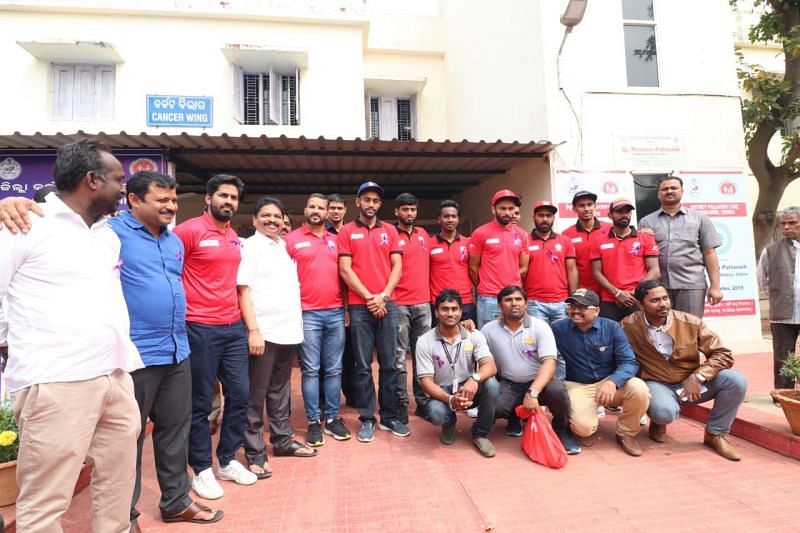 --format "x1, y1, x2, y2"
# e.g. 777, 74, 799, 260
771, 322, 800, 389
424, 378, 500, 437
130, 358, 193, 521
348, 303, 400, 424
186, 321, 249, 473
495, 376, 571, 431
600, 301, 638, 322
